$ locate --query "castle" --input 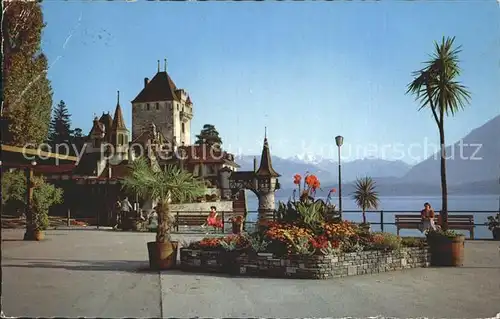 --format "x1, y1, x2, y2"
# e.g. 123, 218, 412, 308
45, 60, 280, 226
74, 60, 239, 182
